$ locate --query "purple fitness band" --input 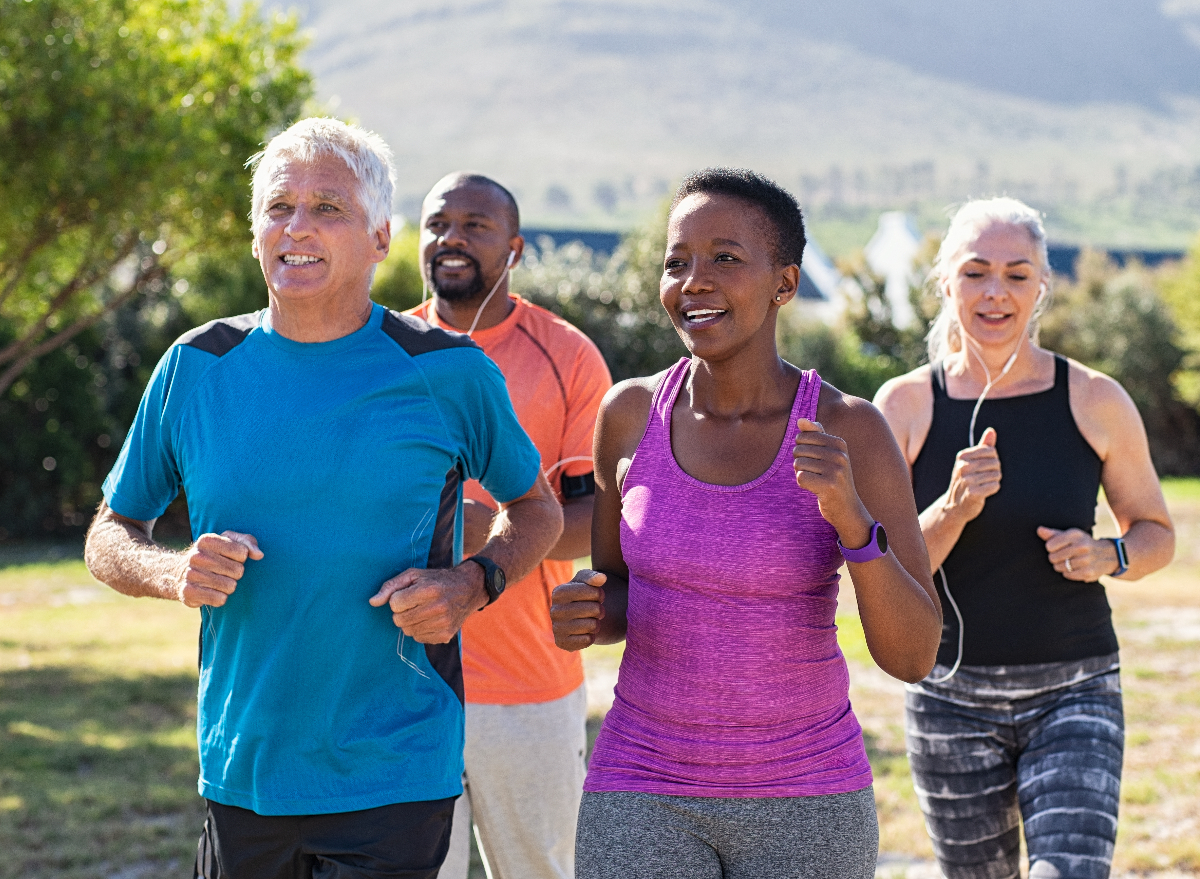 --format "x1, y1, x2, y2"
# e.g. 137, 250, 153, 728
839, 521, 888, 563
